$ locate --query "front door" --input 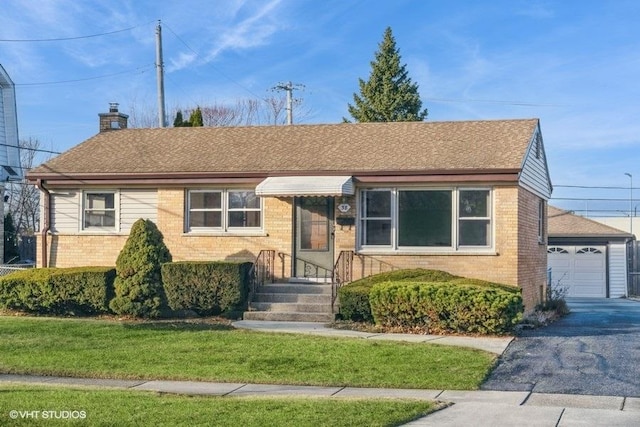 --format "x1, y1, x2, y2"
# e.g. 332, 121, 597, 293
294, 197, 334, 278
